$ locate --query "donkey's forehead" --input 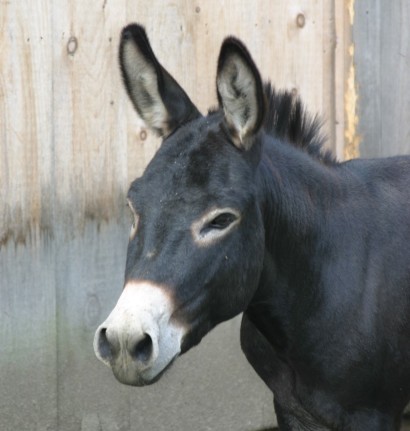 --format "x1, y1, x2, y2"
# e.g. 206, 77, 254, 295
129, 114, 253, 203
